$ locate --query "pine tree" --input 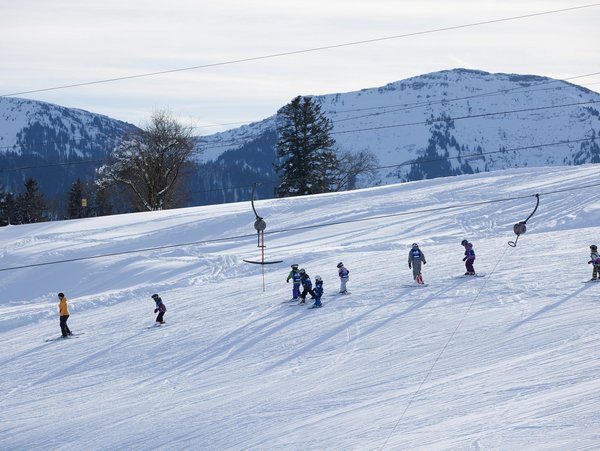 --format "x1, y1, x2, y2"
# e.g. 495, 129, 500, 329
15, 178, 48, 224
92, 184, 113, 217
0, 190, 16, 226
274, 96, 337, 197
67, 178, 90, 219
